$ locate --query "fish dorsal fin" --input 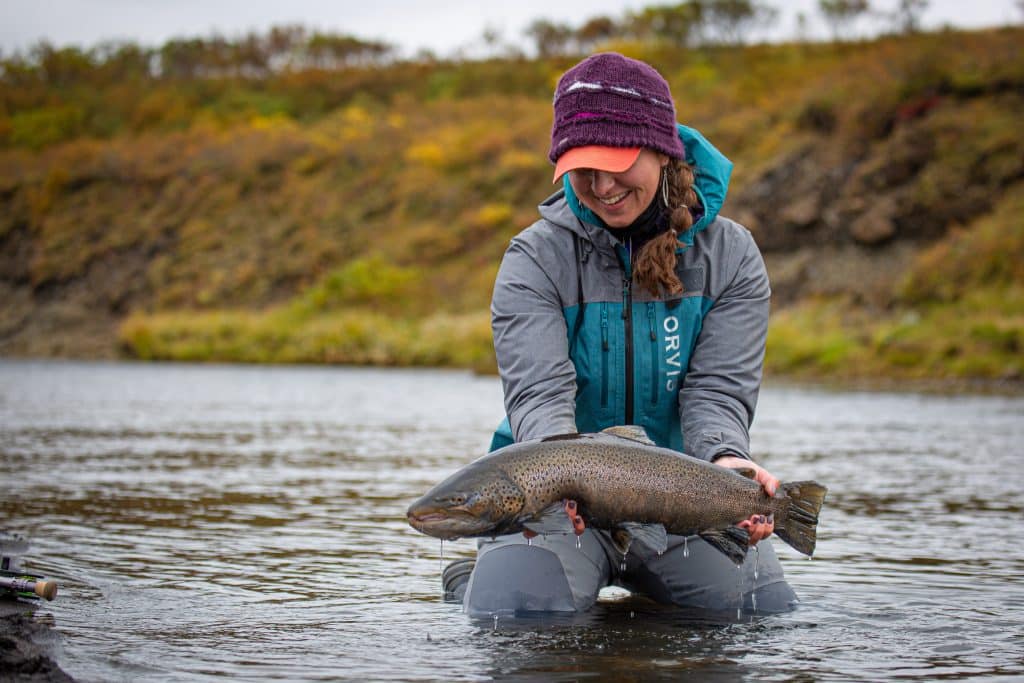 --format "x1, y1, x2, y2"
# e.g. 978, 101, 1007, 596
540, 432, 584, 442
601, 425, 655, 446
